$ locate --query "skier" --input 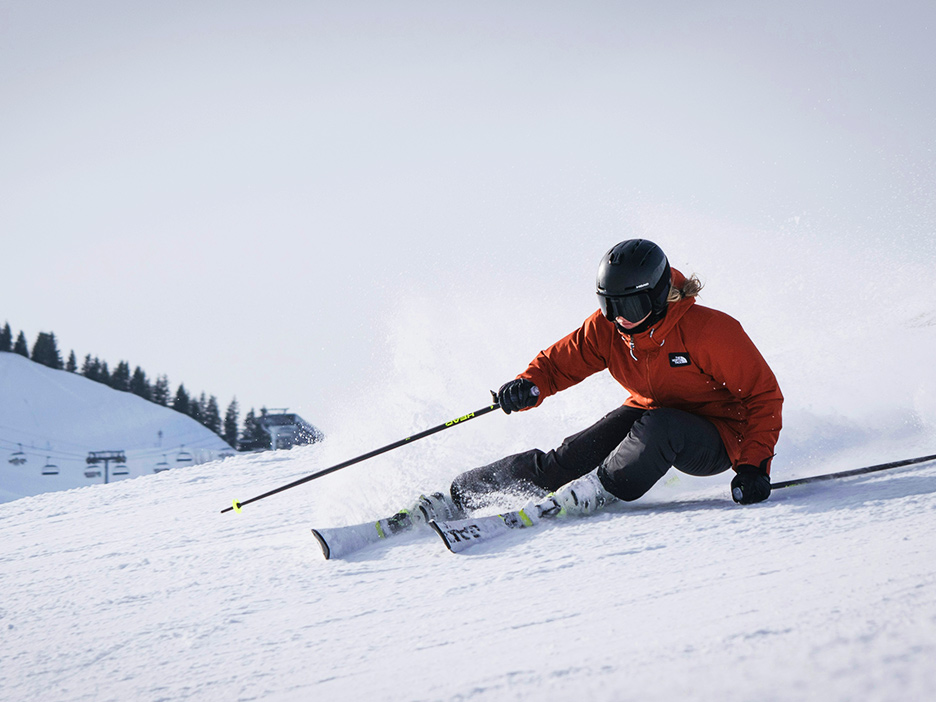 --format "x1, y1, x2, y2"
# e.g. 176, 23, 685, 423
418, 238, 783, 523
